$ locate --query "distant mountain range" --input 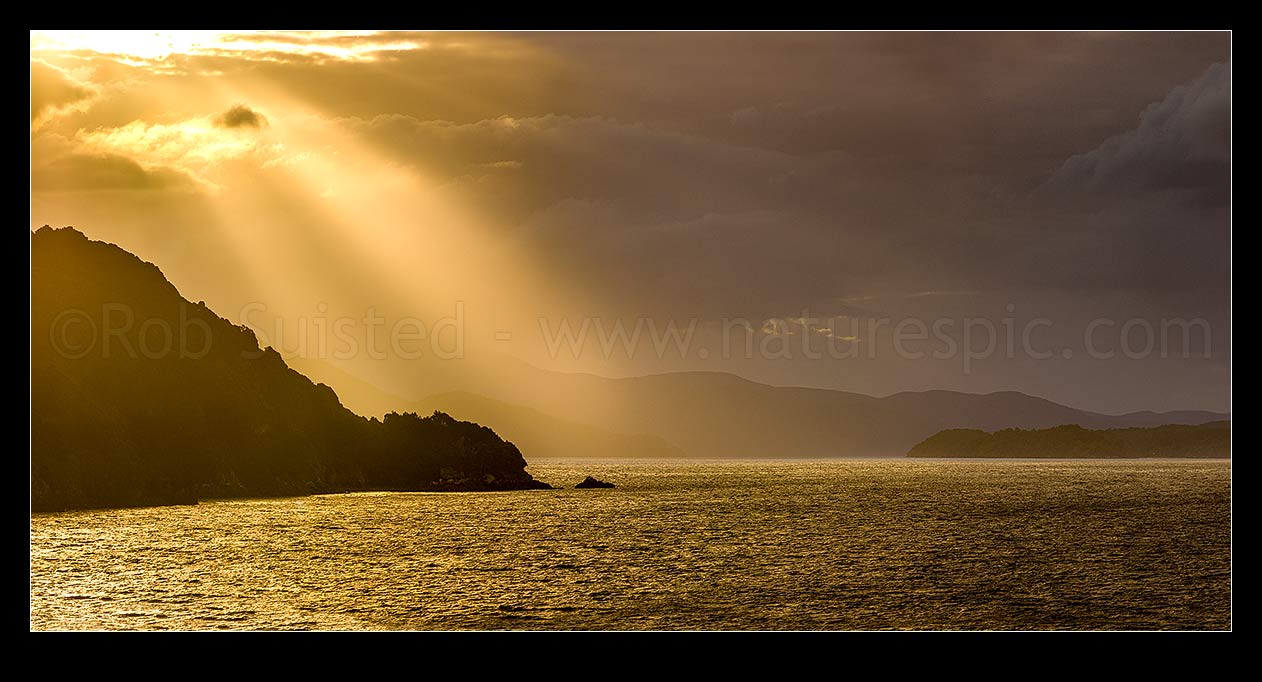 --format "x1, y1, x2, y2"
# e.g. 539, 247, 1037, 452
31, 227, 548, 511
296, 356, 1229, 459
908, 421, 1231, 458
